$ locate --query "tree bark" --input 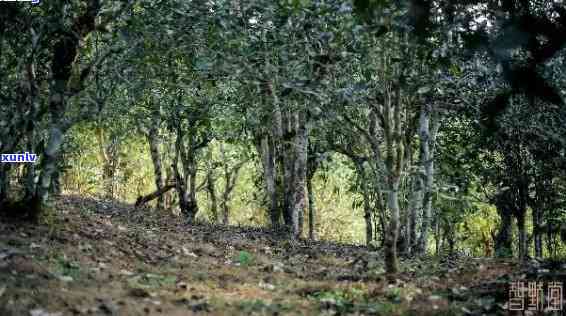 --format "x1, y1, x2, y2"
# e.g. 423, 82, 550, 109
533, 208, 543, 258
354, 160, 373, 247
517, 211, 527, 260
148, 107, 165, 210
218, 145, 245, 226
416, 103, 439, 255
494, 199, 514, 257
307, 173, 316, 240
260, 136, 280, 228
96, 127, 119, 199
289, 111, 309, 238
173, 126, 201, 223
384, 179, 401, 274
282, 111, 295, 228
206, 168, 218, 222
407, 175, 423, 254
